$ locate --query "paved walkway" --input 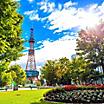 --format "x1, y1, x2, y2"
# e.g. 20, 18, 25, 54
0, 88, 37, 92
